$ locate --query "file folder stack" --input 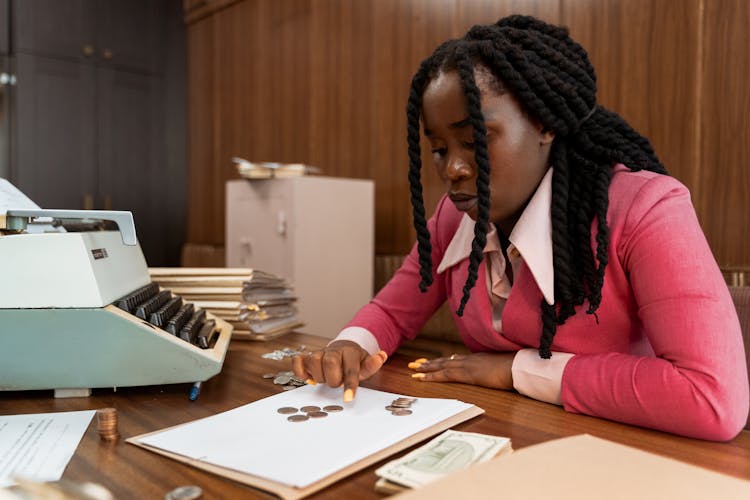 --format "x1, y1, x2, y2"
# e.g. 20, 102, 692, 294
148, 268, 303, 340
